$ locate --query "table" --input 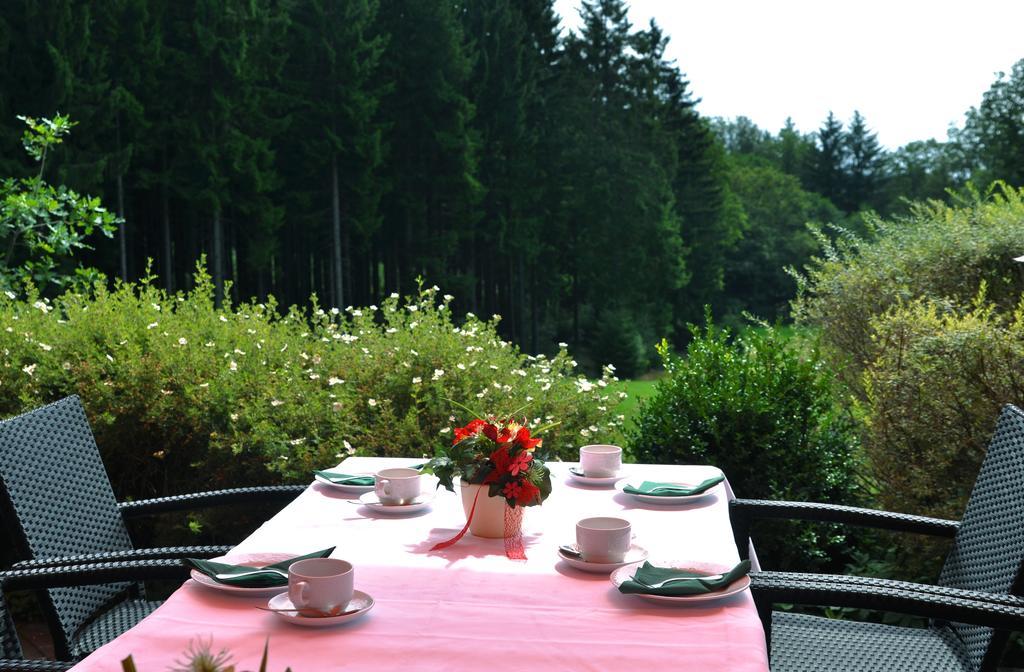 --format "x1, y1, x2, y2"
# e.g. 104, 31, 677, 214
69, 459, 769, 671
